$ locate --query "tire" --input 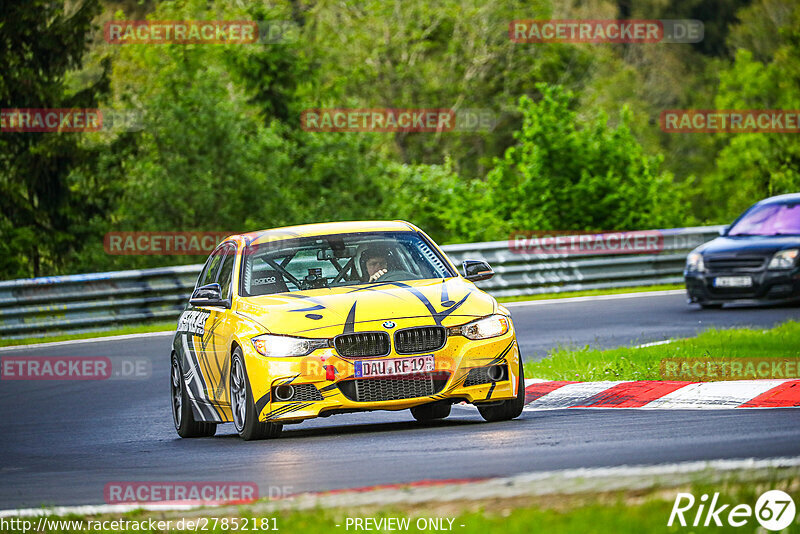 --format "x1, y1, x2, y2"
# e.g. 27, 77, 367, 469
478, 358, 525, 423
230, 348, 283, 441
700, 303, 724, 309
410, 400, 452, 422
171, 354, 217, 438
